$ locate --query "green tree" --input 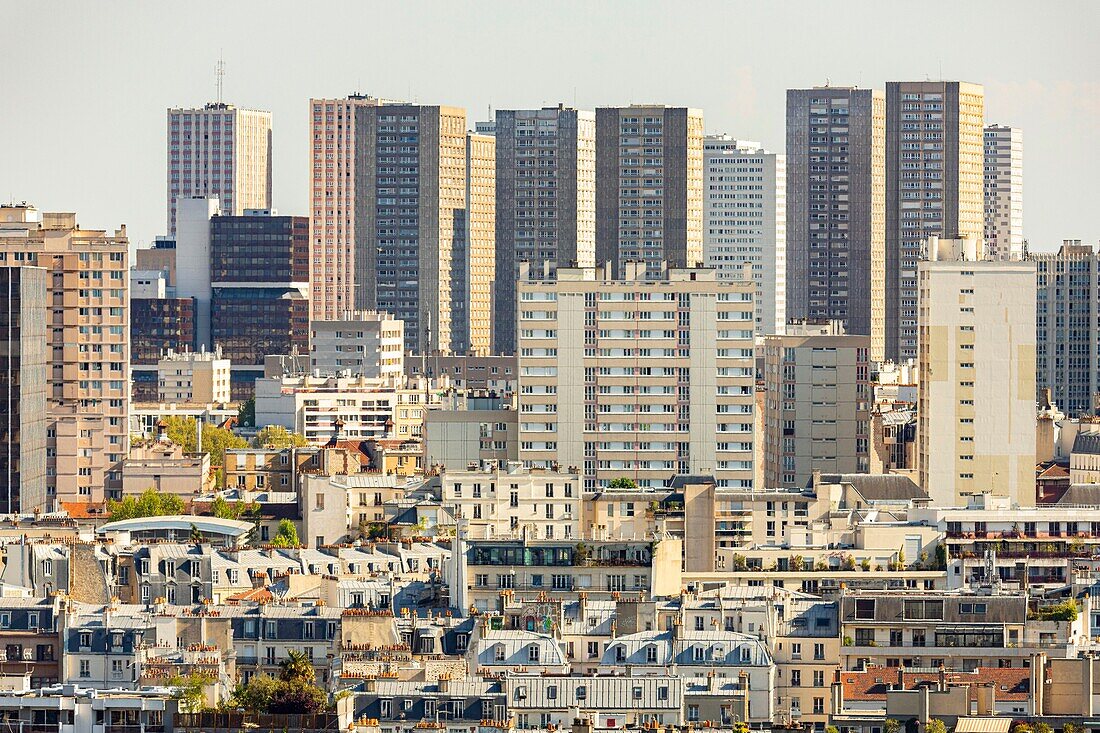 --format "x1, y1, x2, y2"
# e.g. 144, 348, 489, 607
238, 397, 256, 428
169, 673, 211, 712
162, 416, 248, 486
1012, 724, 1034, 733
926, 719, 948, 733
252, 425, 308, 449
210, 495, 238, 520
229, 650, 327, 715
229, 674, 281, 713
108, 488, 185, 521
270, 519, 300, 548
884, 720, 901, 733
1035, 723, 1054, 733
607, 477, 638, 489
189, 523, 204, 544
1064, 723, 1083, 733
